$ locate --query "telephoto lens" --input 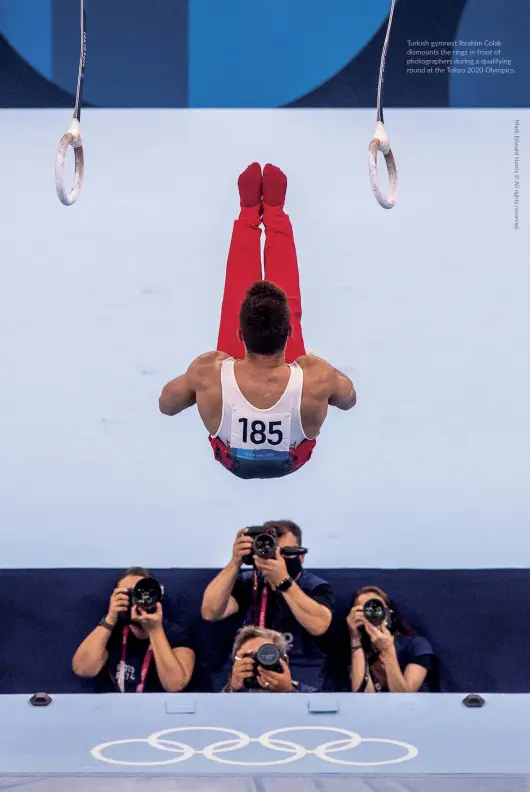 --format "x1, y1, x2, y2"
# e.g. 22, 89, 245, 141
131, 578, 163, 614
362, 598, 388, 626
255, 642, 283, 671
253, 532, 277, 560
243, 643, 284, 690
